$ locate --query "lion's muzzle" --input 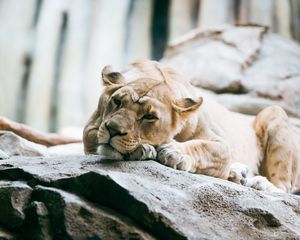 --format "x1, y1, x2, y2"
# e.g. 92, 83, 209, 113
105, 118, 128, 138
98, 109, 140, 154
